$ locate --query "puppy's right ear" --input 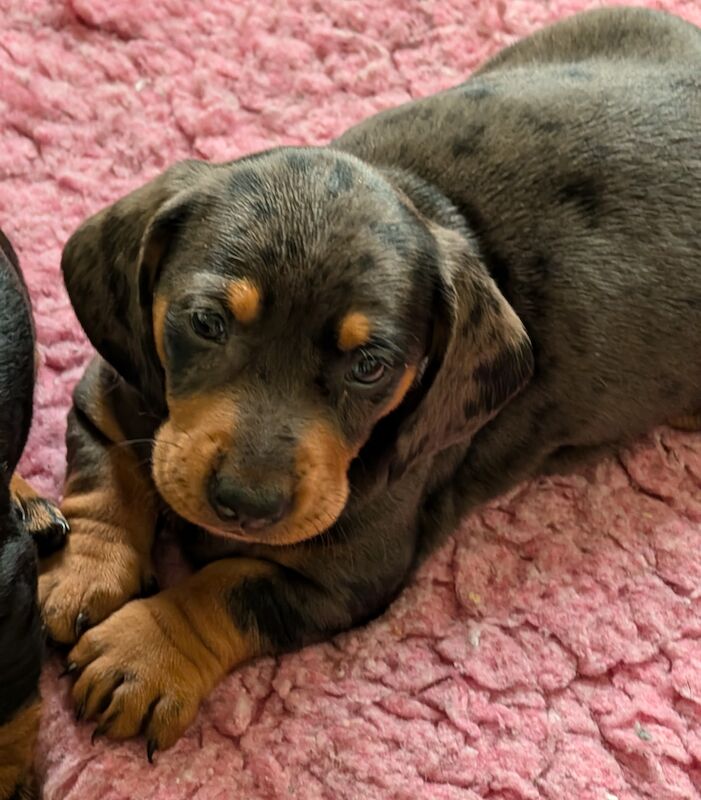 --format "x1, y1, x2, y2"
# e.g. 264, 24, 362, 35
61, 160, 213, 409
